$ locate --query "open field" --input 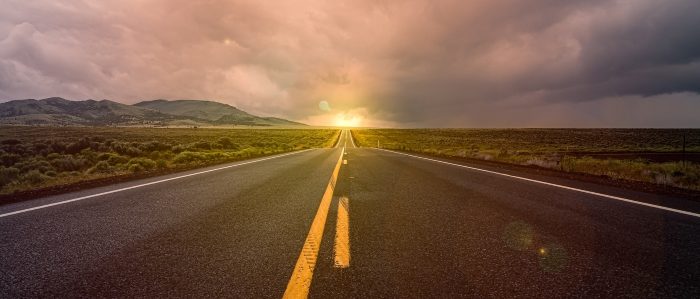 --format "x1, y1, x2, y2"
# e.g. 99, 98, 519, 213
0, 126, 338, 197
352, 129, 700, 191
